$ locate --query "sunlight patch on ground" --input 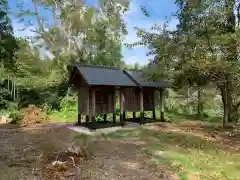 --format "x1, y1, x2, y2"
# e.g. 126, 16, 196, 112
121, 161, 141, 170
105, 122, 240, 180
